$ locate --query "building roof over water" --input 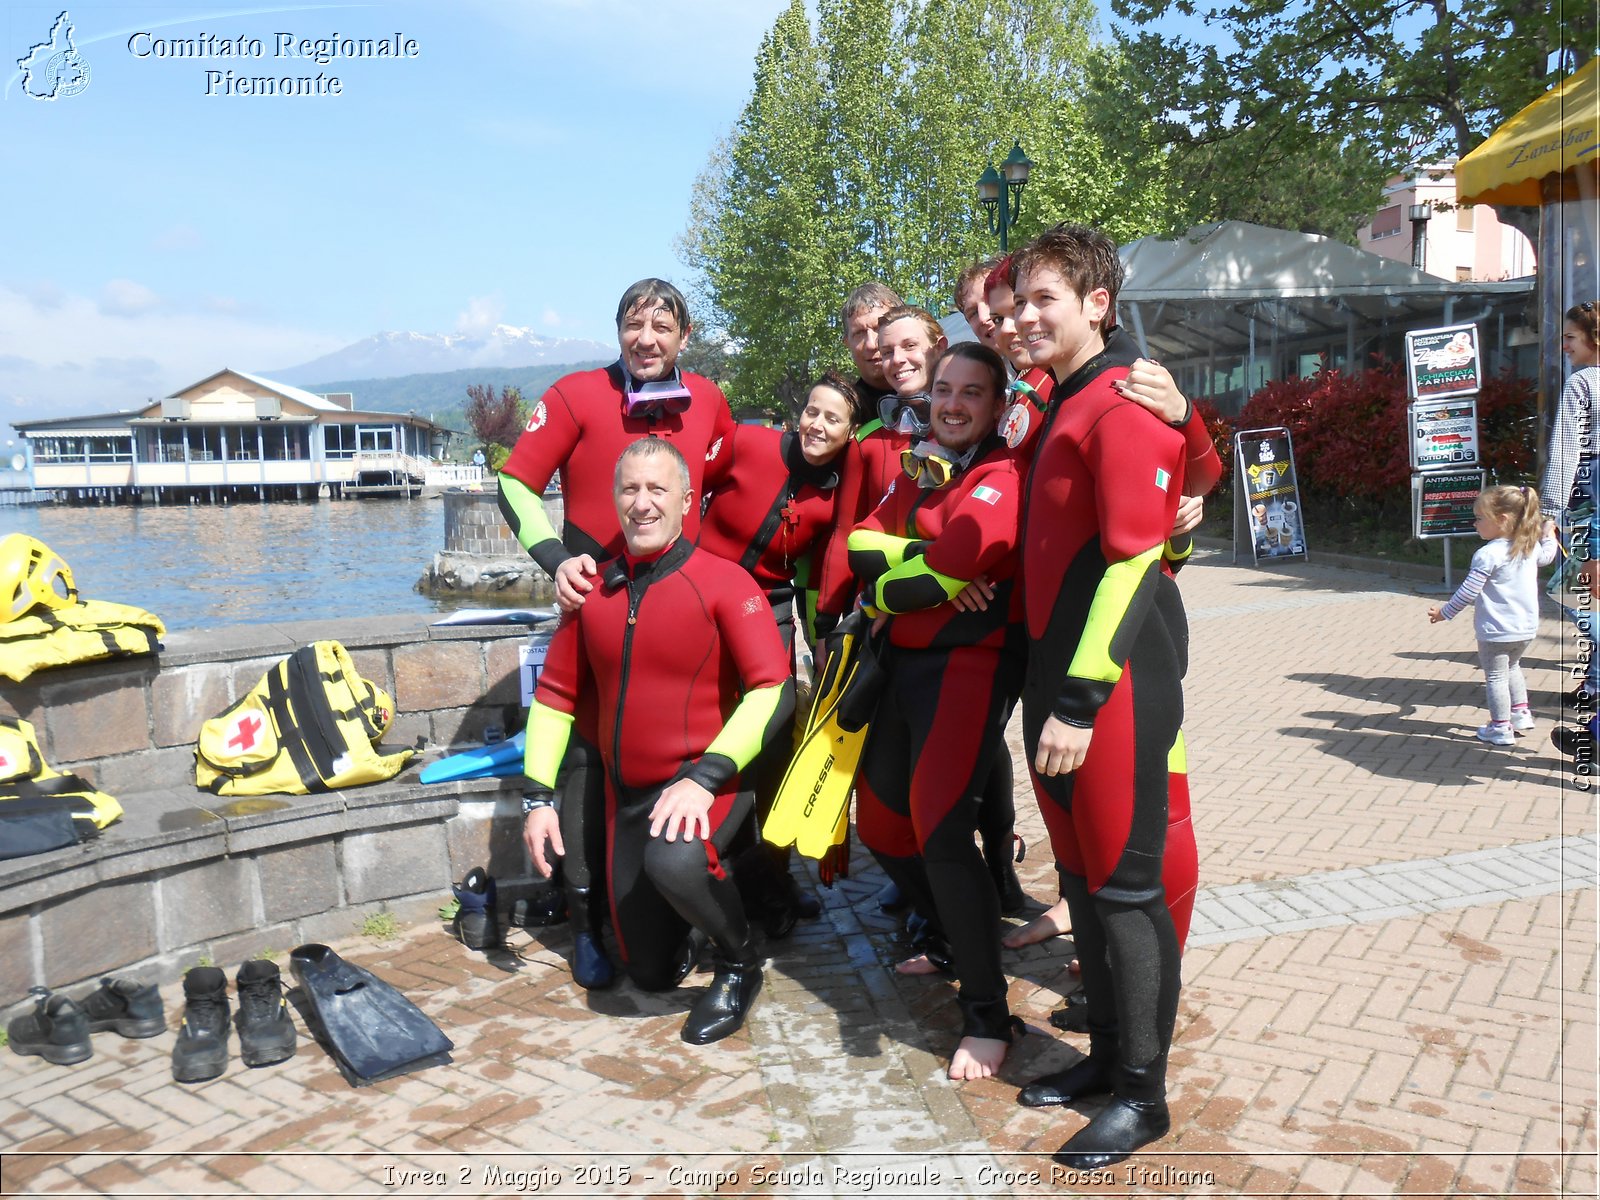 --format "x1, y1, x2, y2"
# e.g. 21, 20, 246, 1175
172, 368, 347, 412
